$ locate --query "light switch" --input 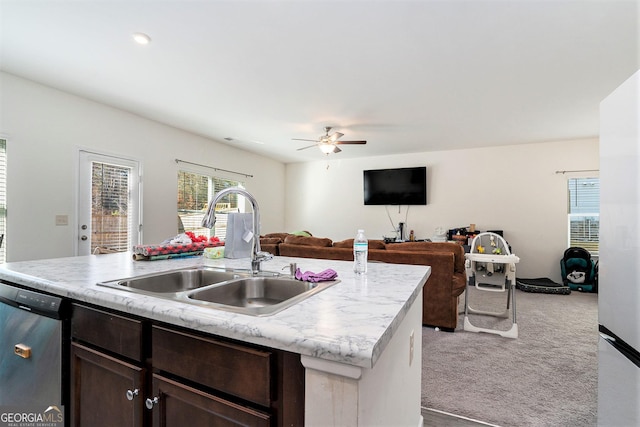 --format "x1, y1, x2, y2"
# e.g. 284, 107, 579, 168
55, 215, 69, 226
